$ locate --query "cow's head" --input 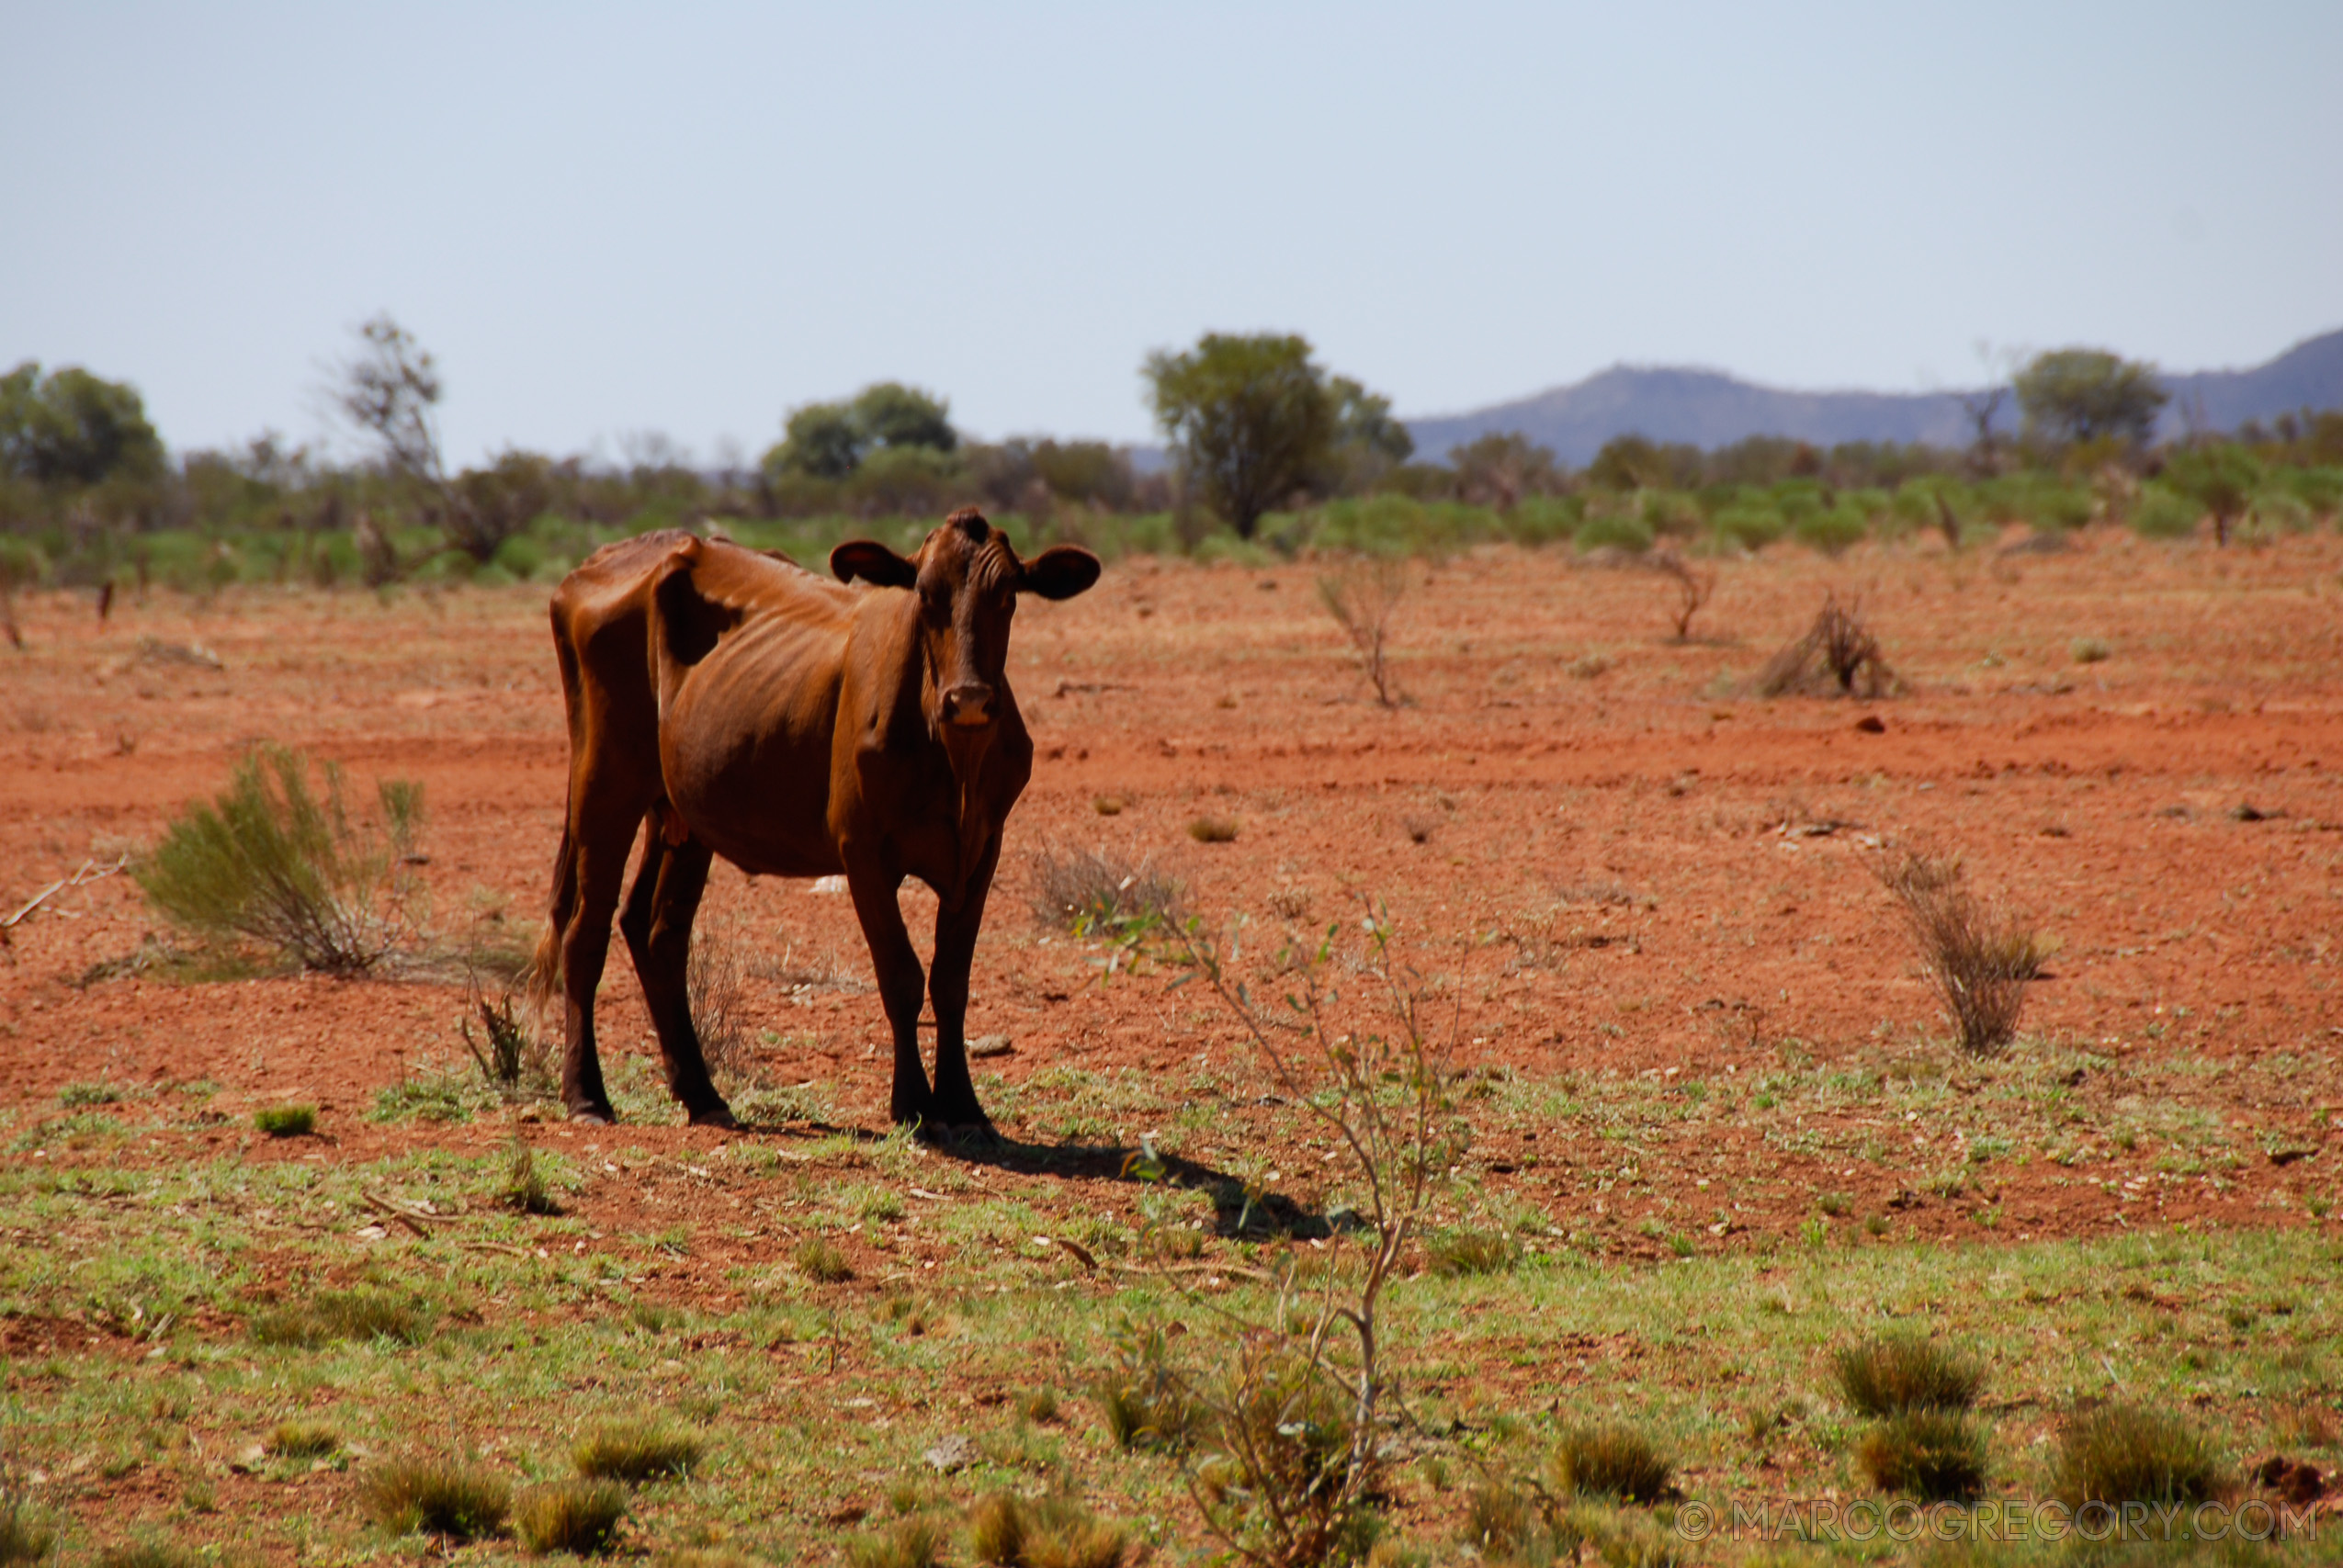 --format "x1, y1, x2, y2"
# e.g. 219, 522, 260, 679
831, 508, 1101, 729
